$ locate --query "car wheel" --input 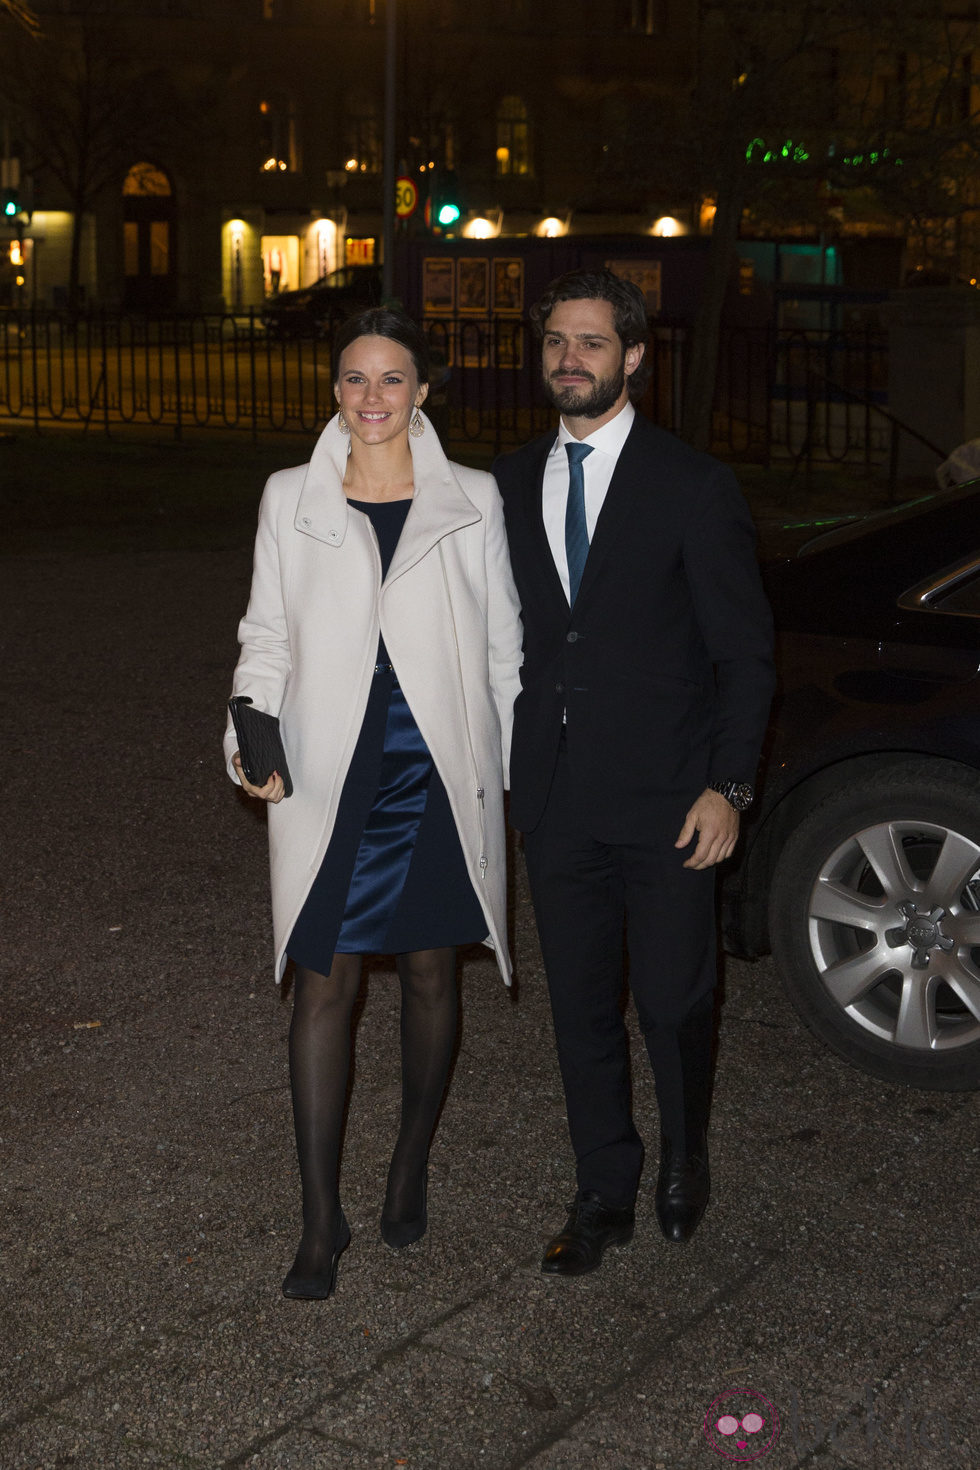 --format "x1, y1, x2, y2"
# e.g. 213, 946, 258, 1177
768, 763, 980, 1089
